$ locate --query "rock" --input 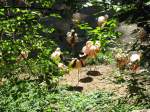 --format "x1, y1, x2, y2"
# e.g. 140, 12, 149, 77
117, 22, 138, 45
39, 16, 71, 34
52, 3, 71, 11
72, 12, 88, 23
